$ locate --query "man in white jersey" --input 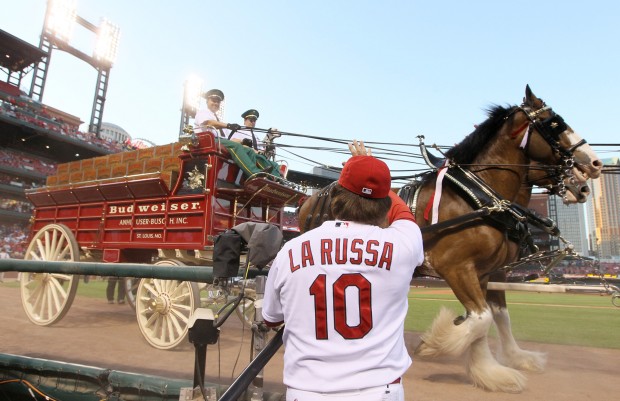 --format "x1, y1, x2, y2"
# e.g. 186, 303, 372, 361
262, 142, 424, 401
